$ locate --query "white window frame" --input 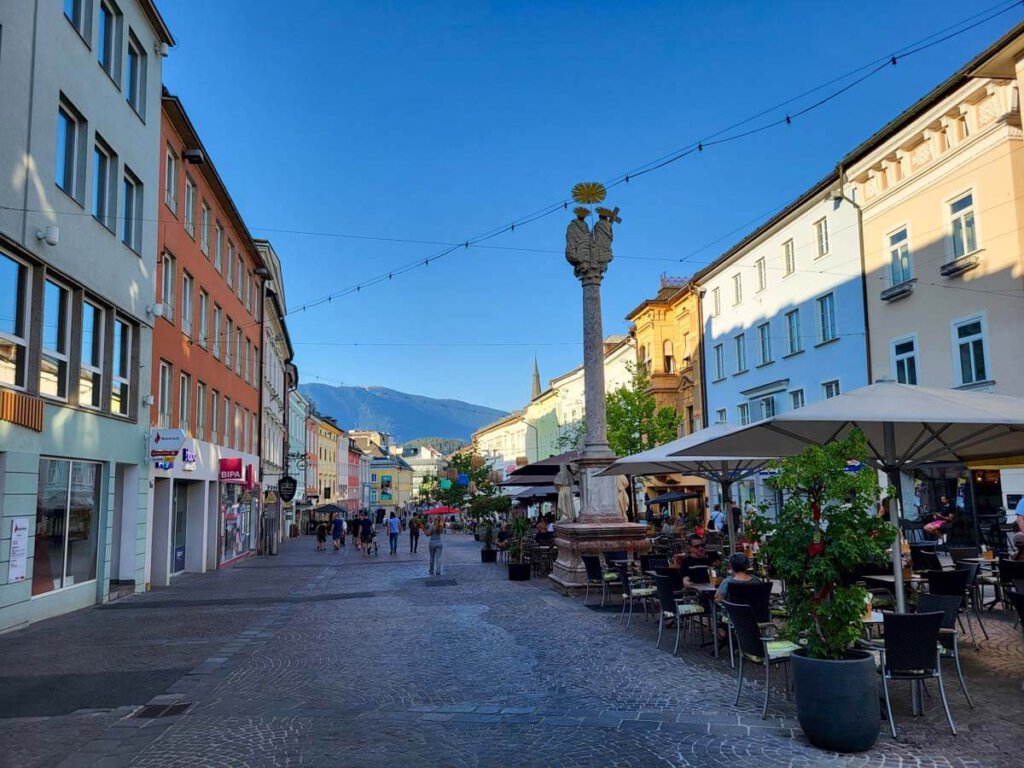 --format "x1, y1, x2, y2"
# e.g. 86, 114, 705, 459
948, 190, 979, 261
235, 329, 242, 376
210, 389, 220, 443
817, 292, 837, 343
164, 146, 179, 213
179, 371, 191, 433
713, 343, 725, 381
198, 289, 209, 348
737, 403, 750, 426
822, 379, 841, 399
223, 396, 232, 448
891, 335, 918, 385
56, 100, 86, 203
214, 222, 223, 272
754, 258, 766, 293
200, 201, 211, 255
711, 287, 721, 318
79, 300, 104, 409
183, 176, 197, 237
92, 137, 116, 230
158, 360, 172, 428
181, 271, 194, 339
64, 0, 93, 39
785, 309, 802, 355
814, 217, 829, 258
790, 389, 805, 410
196, 380, 207, 439
0, 252, 31, 390
732, 273, 742, 306
111, 317, 131, 416
236, 256, 244, 299
663, 339, 674, 374
715, 408, 727, 424
782, 238, 795, 276
226, 241, 234, 287
757, 322, 772, 365
734, 333, 747, 374
97, 0, 122, 83
951, 314, 990, 386
225, 318, 233, 369
212, 305, 222, 359
40, 278, 70, 400
125, 30, 146, 117
759, 395, 775, 420
888, 226, 912, 286
121, 168, 142, 252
